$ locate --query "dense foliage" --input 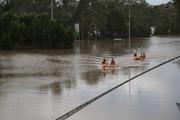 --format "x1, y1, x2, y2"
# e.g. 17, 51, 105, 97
76, 0, 152, 39
0, 12, 74, 49
0, 0, 179, 49
0, 0, 75, 49
153, 1, 180, 35
174, 0, 180, 34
